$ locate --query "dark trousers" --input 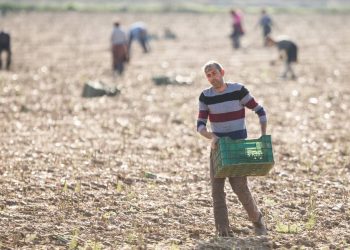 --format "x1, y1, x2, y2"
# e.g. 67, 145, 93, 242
263, 27, 271, 46
210, 150, 261, 234
0, 48, 11, 70
128, 35, 149, 53
232, 34, 241, 49
282, 61, 296, 79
